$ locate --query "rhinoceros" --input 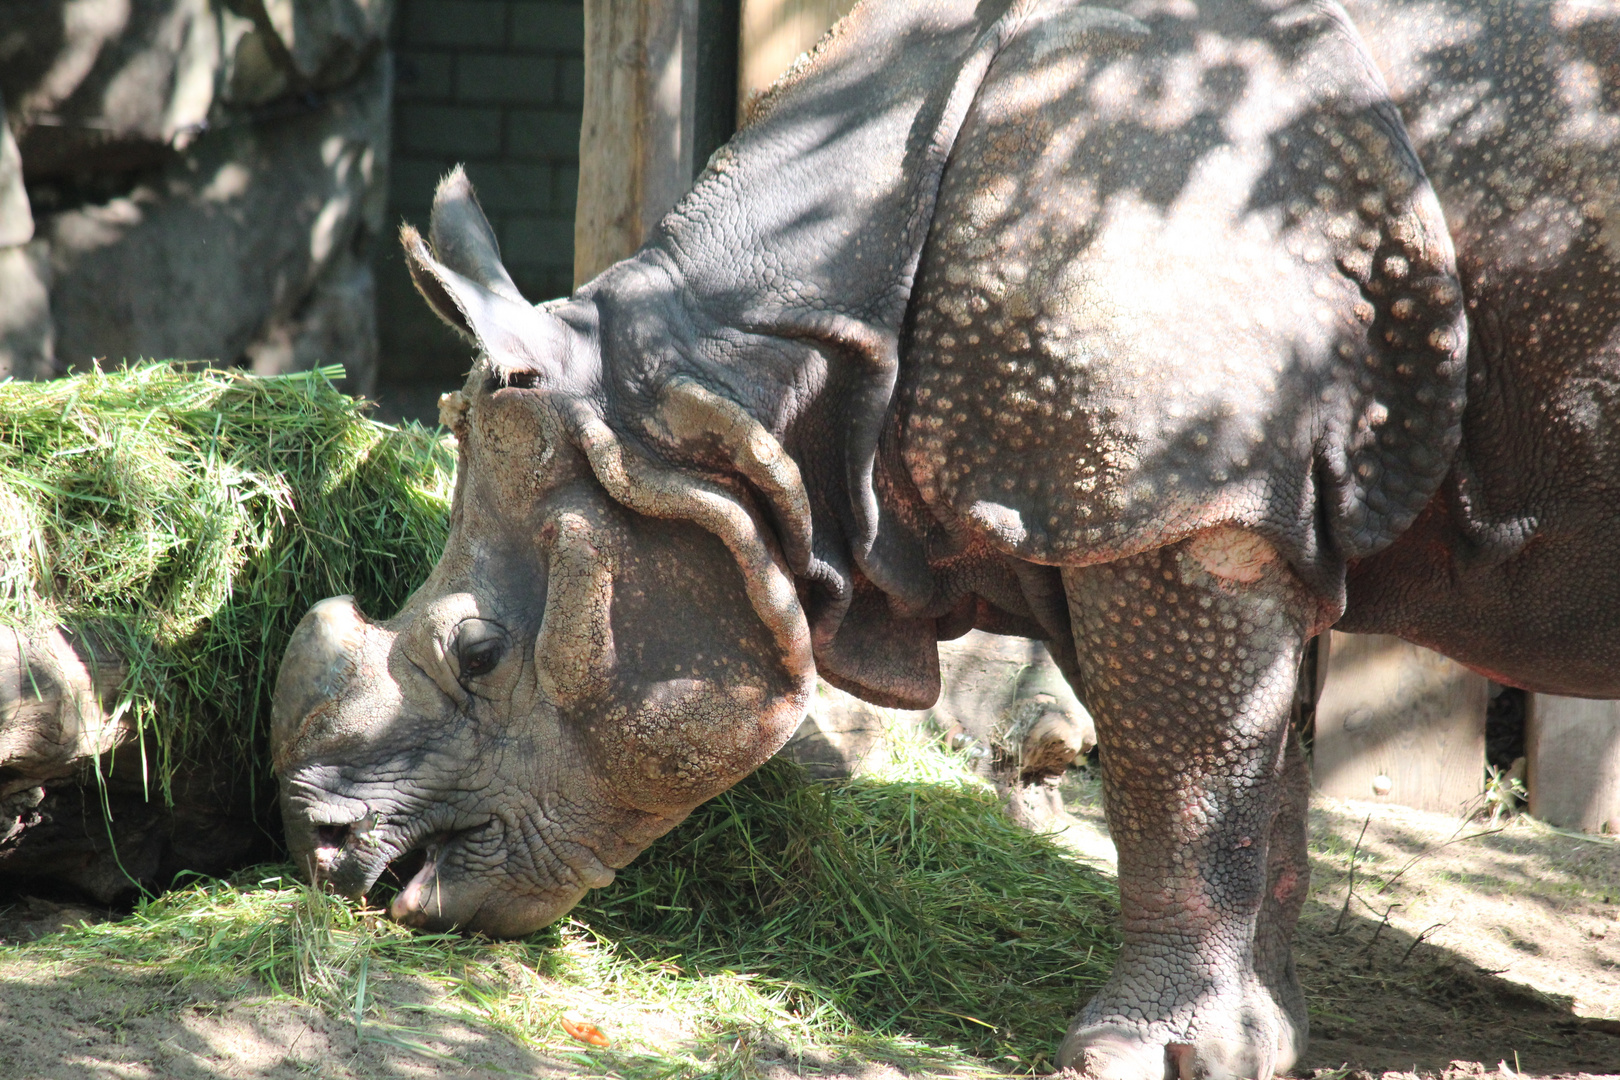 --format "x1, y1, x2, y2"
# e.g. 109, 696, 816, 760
271, 0, 1619, 1075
